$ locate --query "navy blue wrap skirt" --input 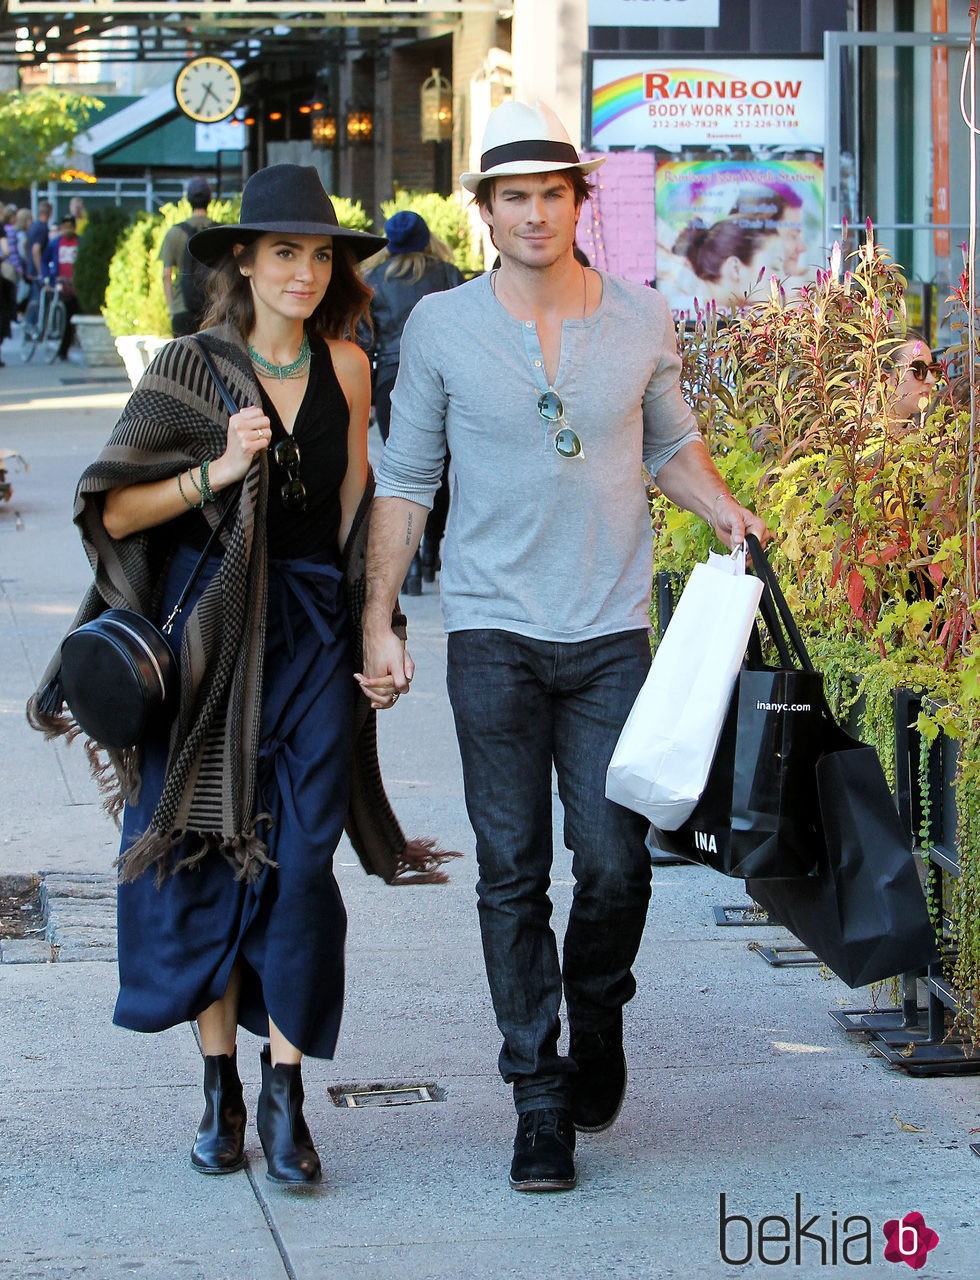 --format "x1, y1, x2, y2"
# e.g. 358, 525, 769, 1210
113, 545, 354, 1059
